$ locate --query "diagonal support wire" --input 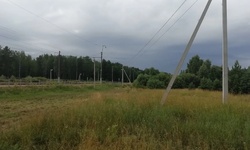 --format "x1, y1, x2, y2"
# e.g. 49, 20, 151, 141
161, 0, 213, 105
